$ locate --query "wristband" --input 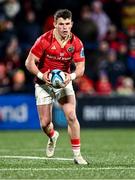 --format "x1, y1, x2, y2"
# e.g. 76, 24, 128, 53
70, 72, 76, 80
37, 72, 43, 80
